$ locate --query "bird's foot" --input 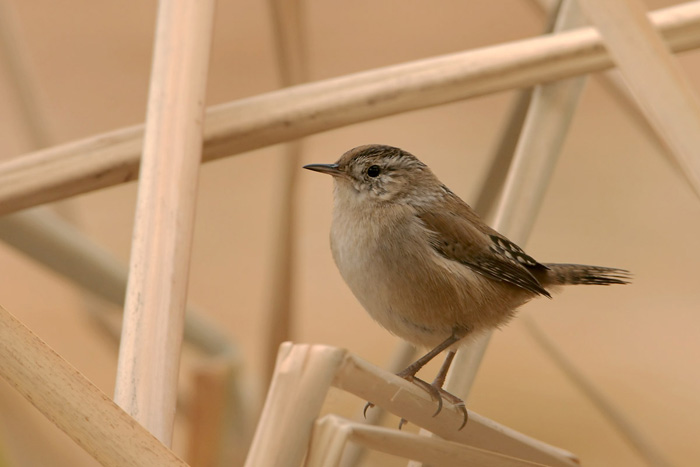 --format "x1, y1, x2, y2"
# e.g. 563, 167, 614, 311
363, 373, 468, 431
395, 372, 468, 430
397, 381, 468, 430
